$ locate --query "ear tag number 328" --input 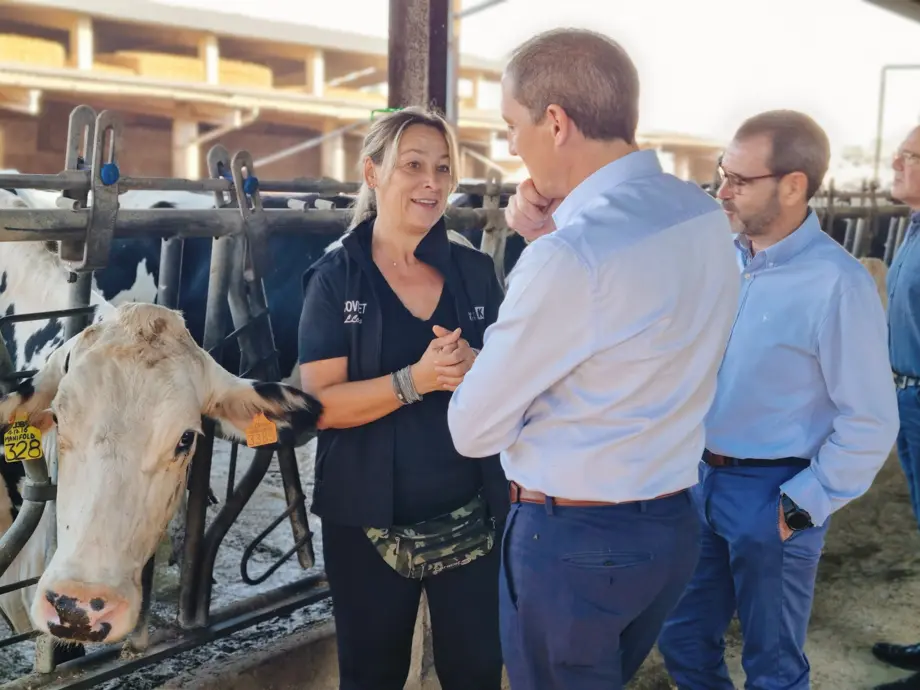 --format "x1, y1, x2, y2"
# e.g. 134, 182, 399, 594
245, 413, 278, 449
4, 413, 43, 463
